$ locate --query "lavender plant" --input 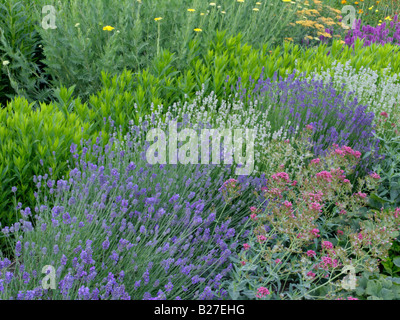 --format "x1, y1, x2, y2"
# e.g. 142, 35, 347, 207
0, 120, 264, 300
303, 60, 400, 140
239, 69, 381, 177
143, 71, 380, 181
